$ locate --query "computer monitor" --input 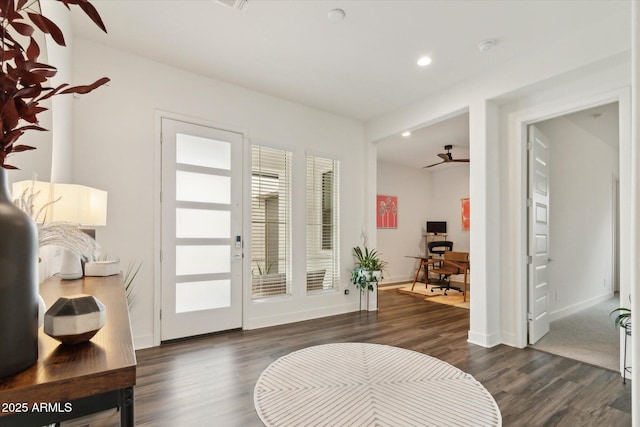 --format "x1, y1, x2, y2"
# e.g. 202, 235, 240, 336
426, 221, 447, 235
